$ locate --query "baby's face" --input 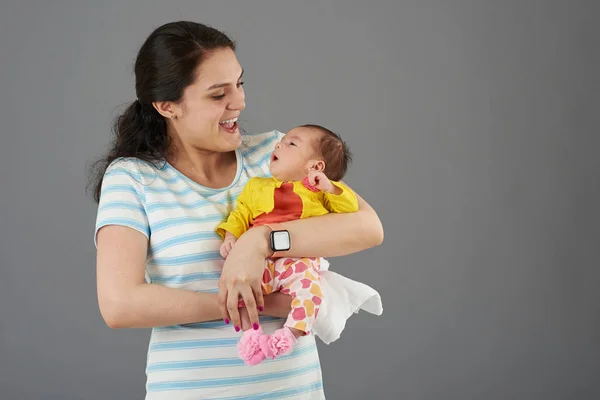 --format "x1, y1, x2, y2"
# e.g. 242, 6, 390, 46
269, 127, 322, 181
